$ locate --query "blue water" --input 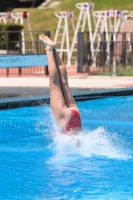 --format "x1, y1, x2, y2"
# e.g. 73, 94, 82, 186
0, 96, 133, 200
